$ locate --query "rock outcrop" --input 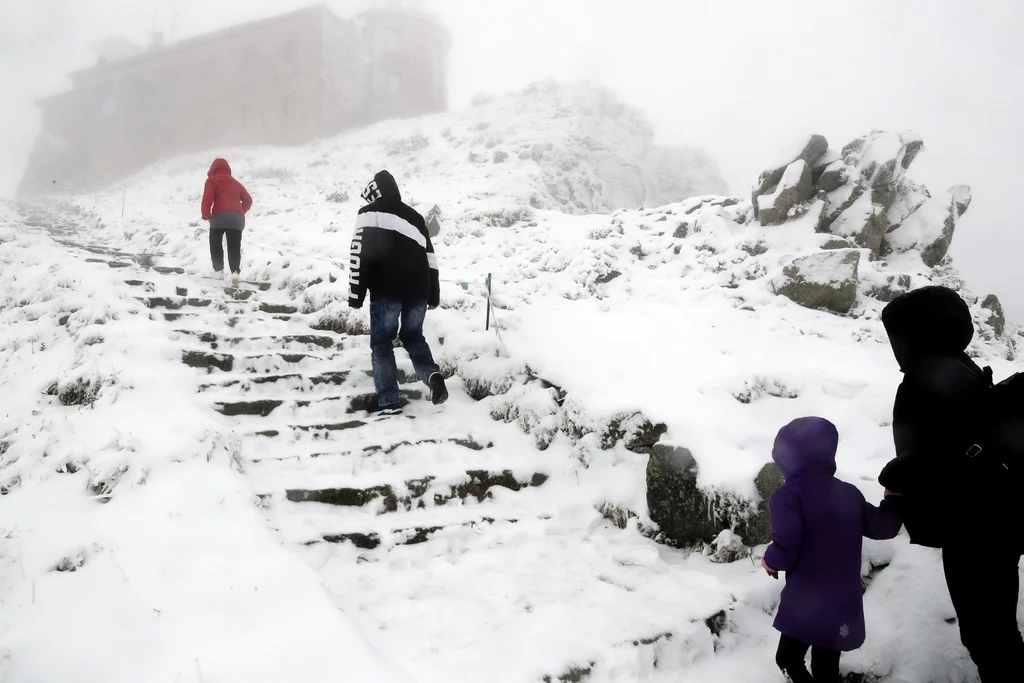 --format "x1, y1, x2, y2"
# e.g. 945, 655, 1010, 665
745, 130, 974, 315
751, 130, 971, 263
